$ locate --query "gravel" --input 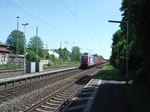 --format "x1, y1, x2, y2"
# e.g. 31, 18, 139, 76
0, 78, 72, 112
